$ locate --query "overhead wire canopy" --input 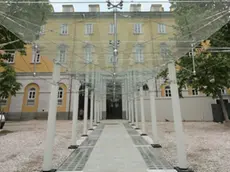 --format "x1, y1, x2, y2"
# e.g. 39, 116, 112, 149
0, 0, 230, 97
